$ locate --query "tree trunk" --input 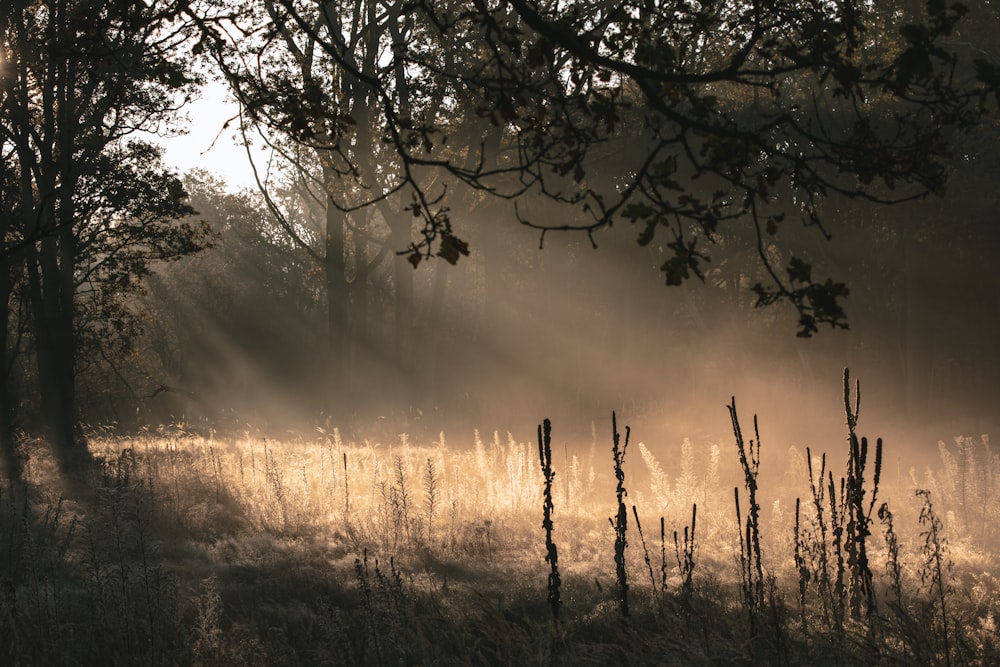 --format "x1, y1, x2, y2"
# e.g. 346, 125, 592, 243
421, 258, 448, 404
901, 231, 925, 422
324, 181, 350, 421
26, 225, 81, 472
387, 209, 414, 378
0, 260, 18, 480
349, 210, 369, 394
